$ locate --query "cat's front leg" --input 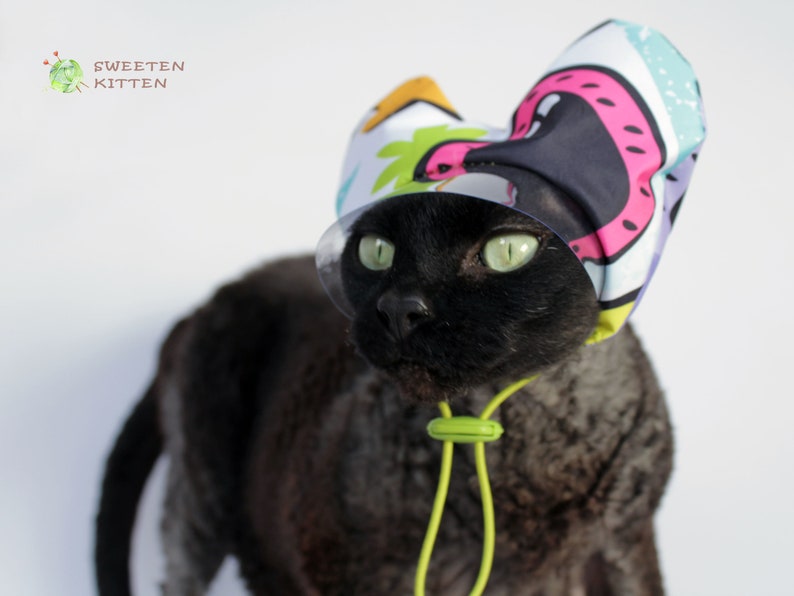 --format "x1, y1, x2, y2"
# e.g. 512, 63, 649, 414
596, 521, 665, 596
160, 463, 228, 596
